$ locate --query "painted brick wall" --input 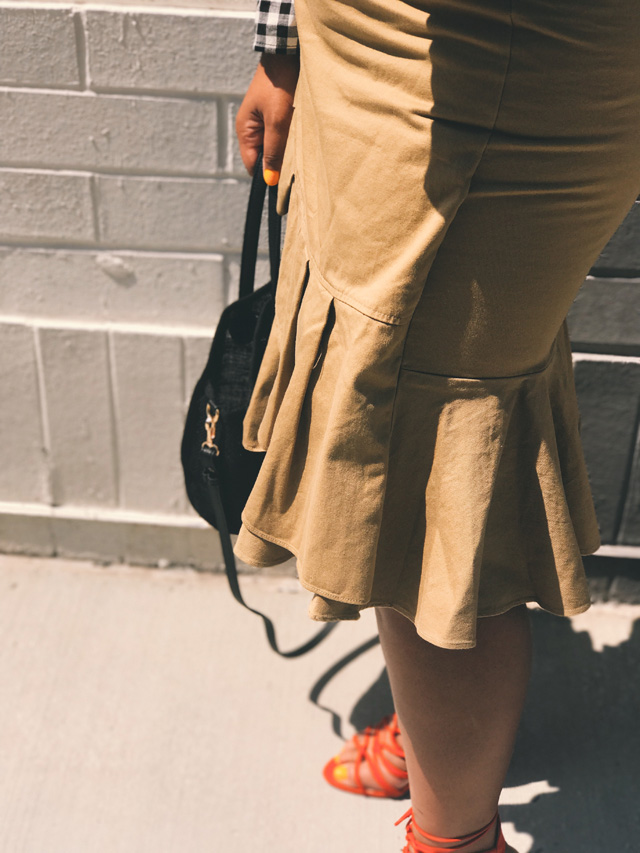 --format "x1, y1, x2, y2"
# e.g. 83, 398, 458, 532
0, 0, 264, 568
568, 201, 640, 550
0, 1, 638, 568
